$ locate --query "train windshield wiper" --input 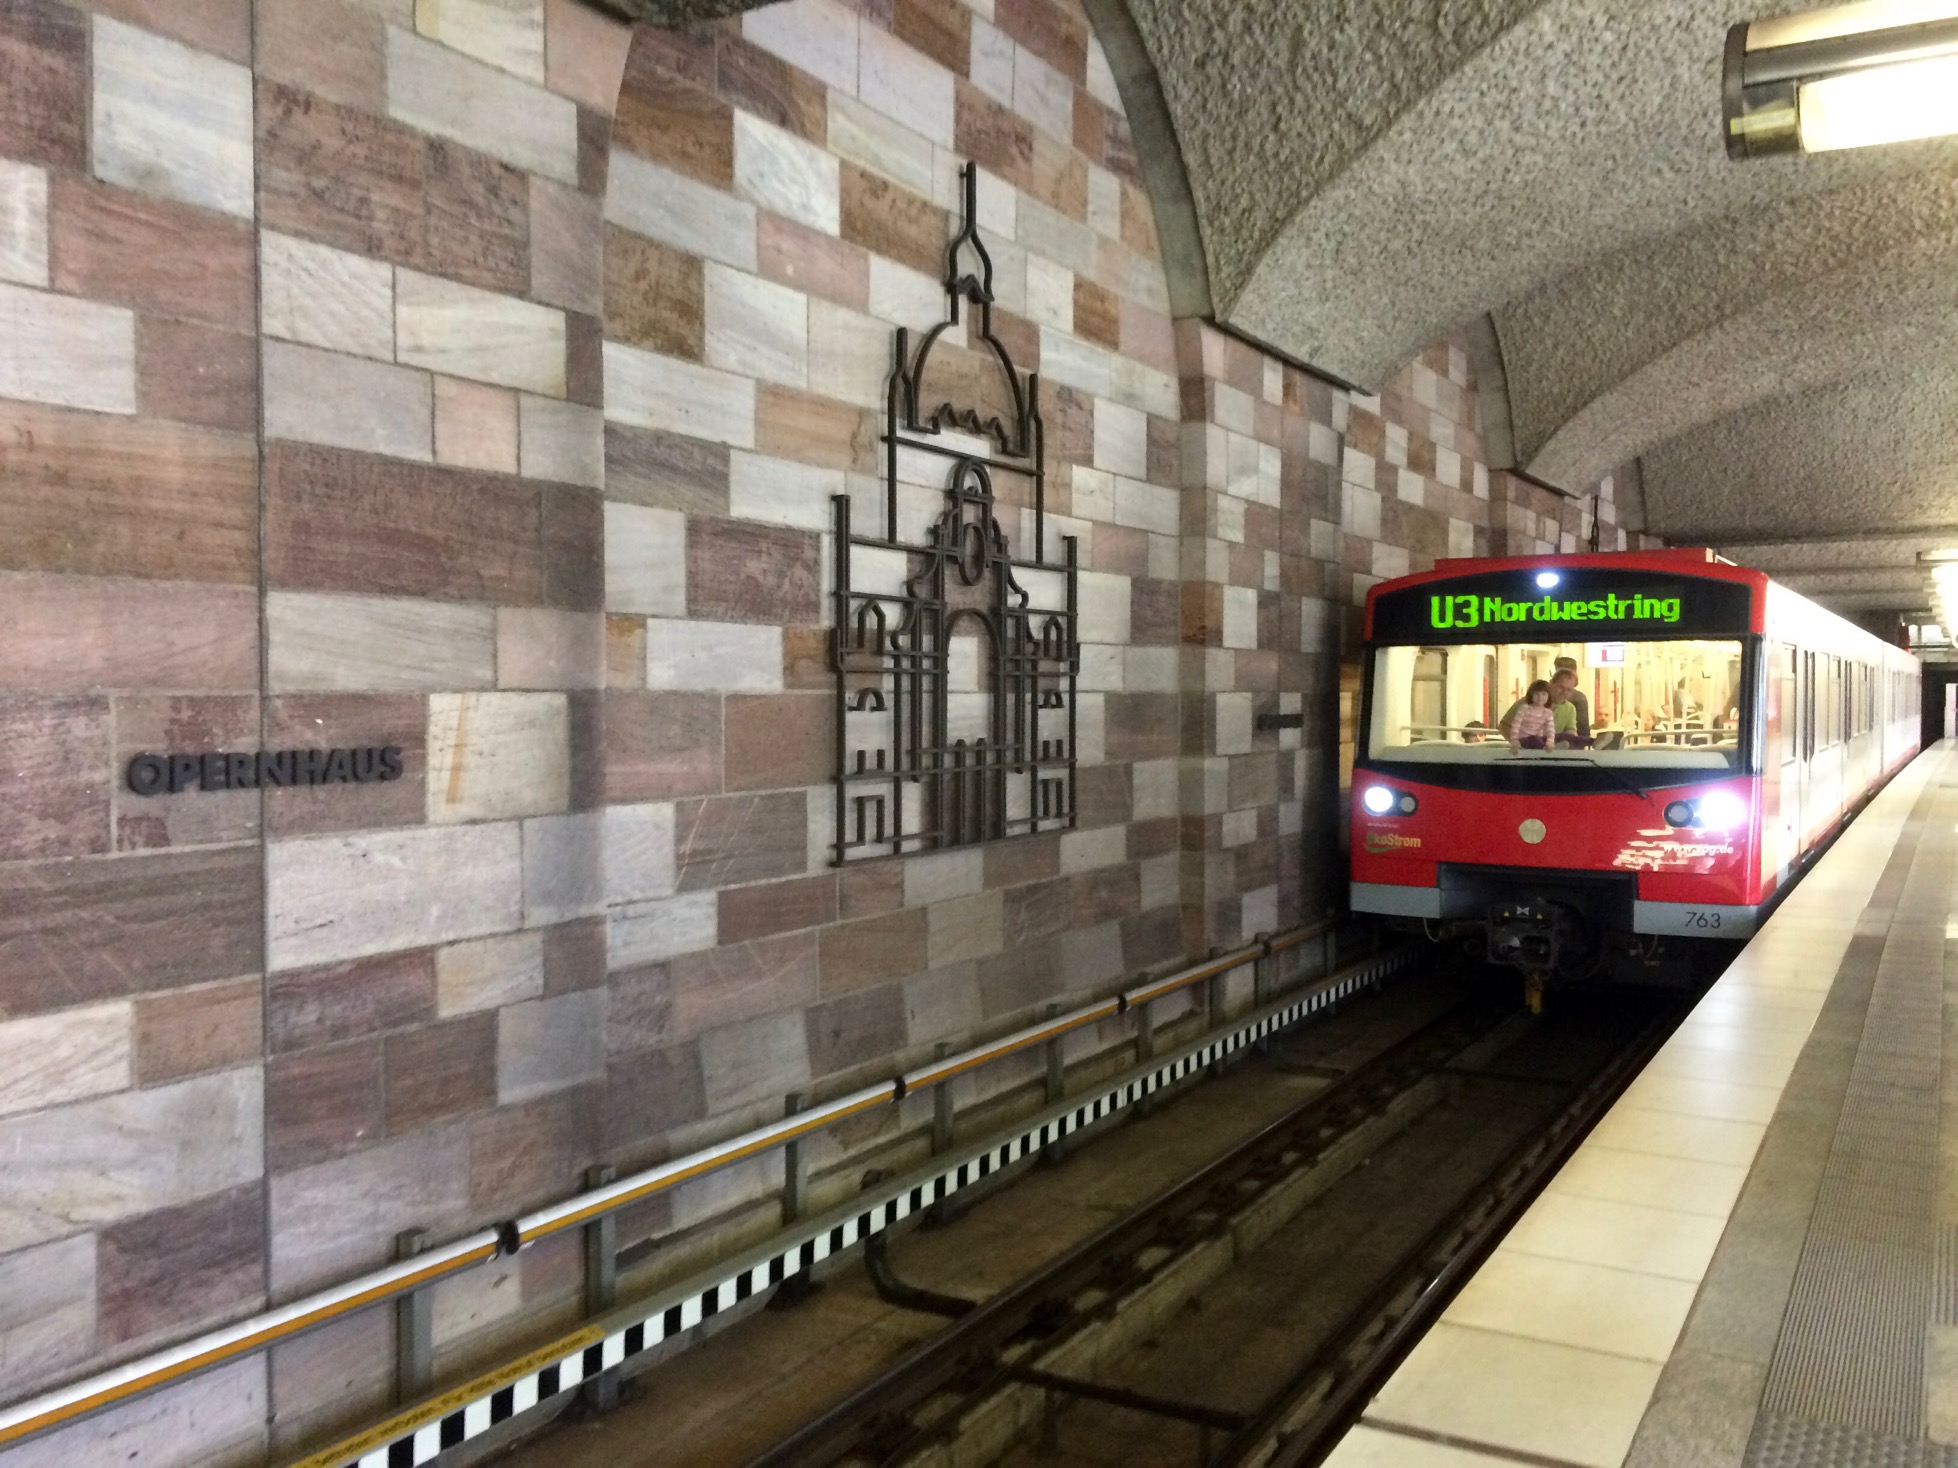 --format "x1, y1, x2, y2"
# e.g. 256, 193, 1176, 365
1494, 752, 1654, 804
